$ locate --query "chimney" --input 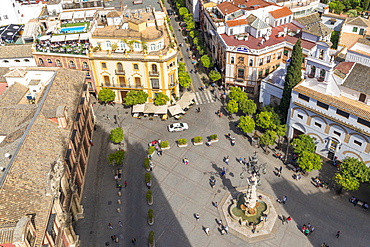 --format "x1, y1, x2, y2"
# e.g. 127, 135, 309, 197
56, 106, 68, 129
